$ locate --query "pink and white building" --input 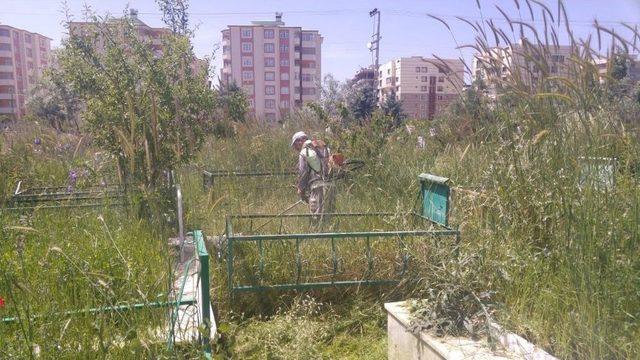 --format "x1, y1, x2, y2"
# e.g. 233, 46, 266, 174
221, 13, 322, 123
378, 56, 464, 120
0, 25, 51, 120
